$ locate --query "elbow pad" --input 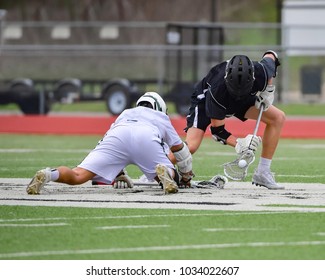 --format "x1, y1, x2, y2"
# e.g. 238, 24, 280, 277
210, 125, 231, 145
174, 143, 192, 174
